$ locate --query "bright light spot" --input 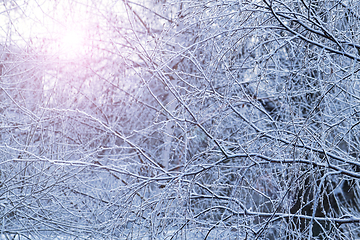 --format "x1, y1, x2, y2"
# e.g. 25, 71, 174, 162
53, 27, 88, 60
0, 0, 95, 62
62, 30, 83, 49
